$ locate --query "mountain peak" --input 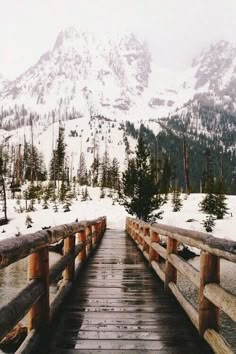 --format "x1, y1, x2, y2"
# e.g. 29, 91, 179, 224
53, 26, 80, 50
